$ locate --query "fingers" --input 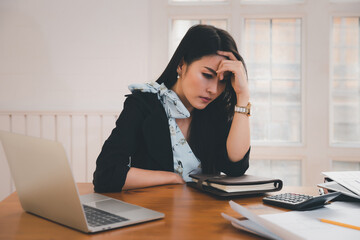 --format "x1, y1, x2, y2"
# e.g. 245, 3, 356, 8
217, 50, 237, 61
216, 60, 243, 80
216, 51, 246, 82
217, 61, 233, 80
216, 51, 249, 95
